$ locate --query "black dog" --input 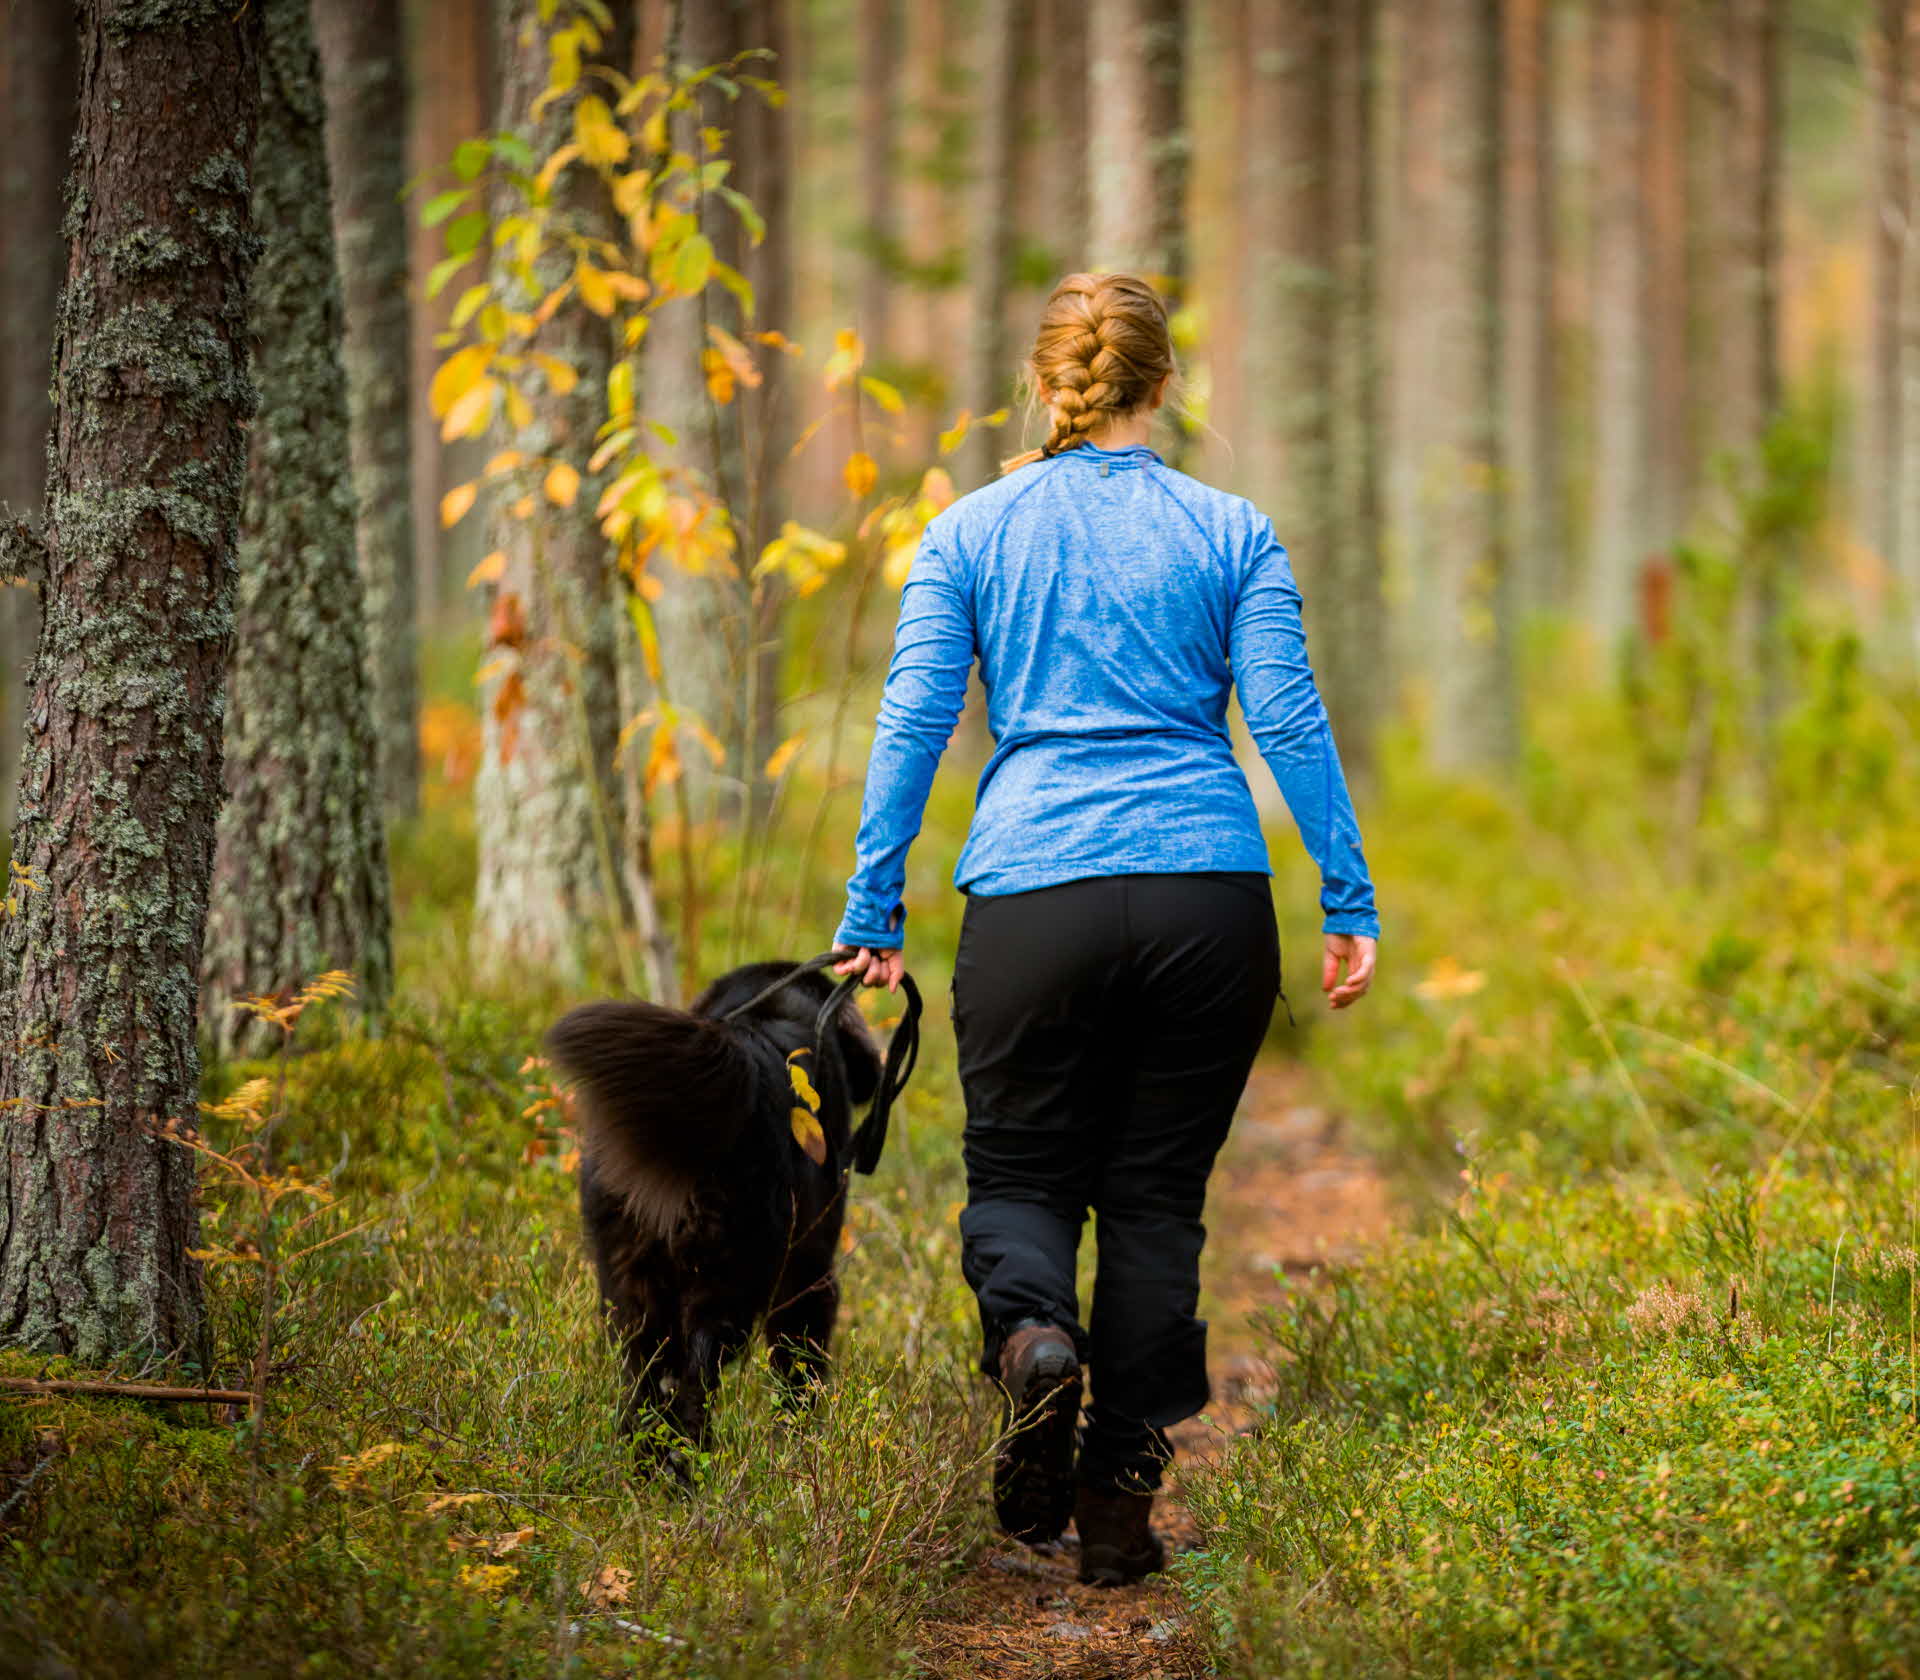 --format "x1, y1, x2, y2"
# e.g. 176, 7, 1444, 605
546, 961, 888, 1460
